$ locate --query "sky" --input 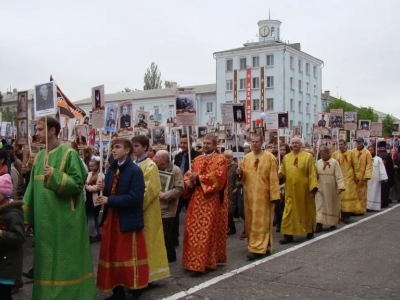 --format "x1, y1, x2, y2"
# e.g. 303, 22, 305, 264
1, 0, 399, 117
